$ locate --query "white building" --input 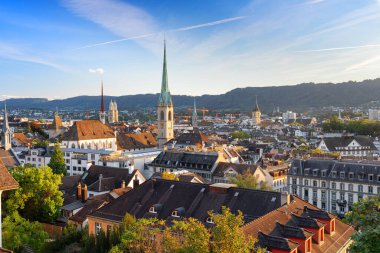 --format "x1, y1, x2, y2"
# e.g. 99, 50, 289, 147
317, 136, 376, 158
282, 111, 297, 123
288, 159, 380, 217
61, 120, 117, 151
368, 109, 380, 121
